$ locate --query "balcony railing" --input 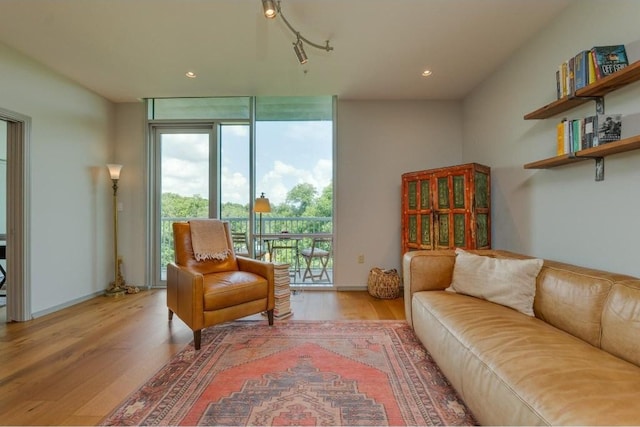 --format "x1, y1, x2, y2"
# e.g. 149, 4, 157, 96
160, 217, 333, 284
